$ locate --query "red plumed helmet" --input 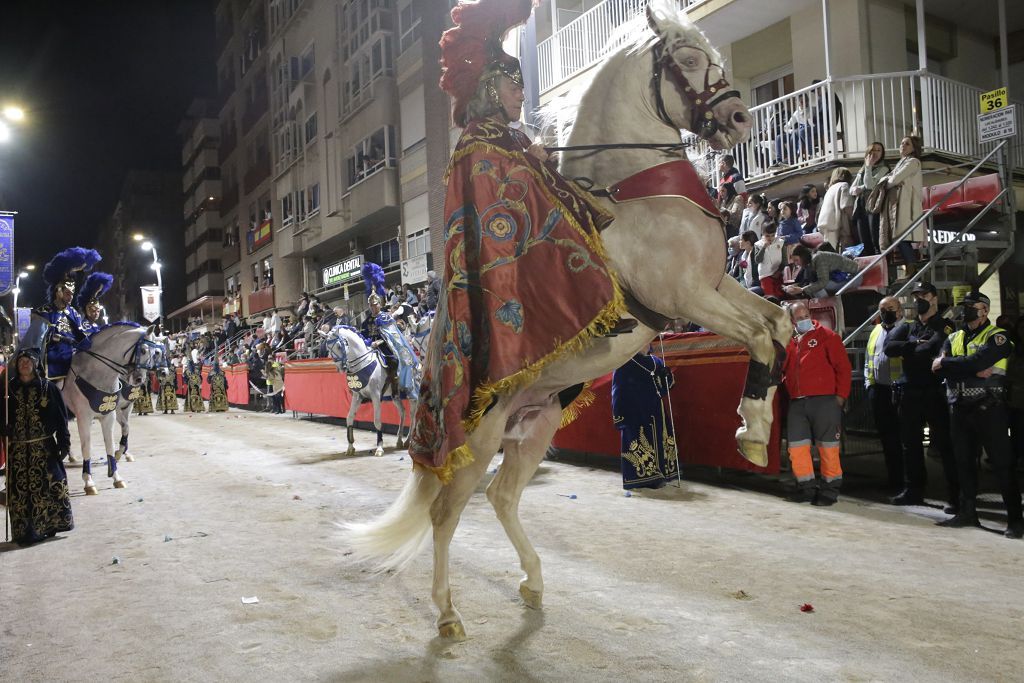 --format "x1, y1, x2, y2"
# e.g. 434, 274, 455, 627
439, 0, 537, 127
